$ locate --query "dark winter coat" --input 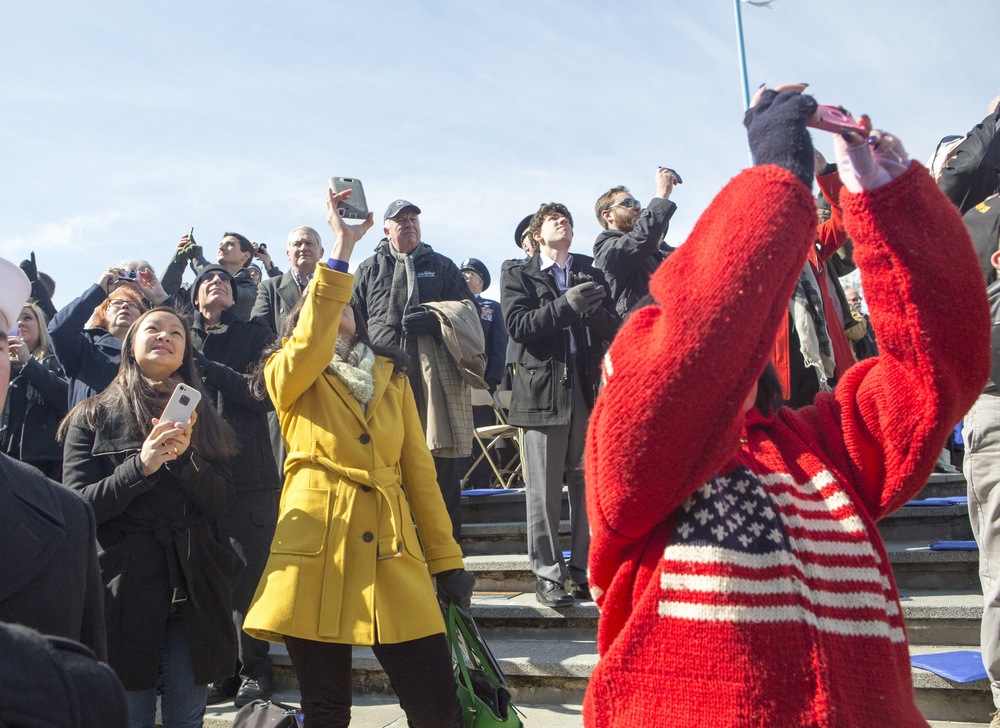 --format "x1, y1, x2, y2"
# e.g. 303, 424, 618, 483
48, 284, 123, 409
939, 105, 1000, 215
191, 309, 279, 492
61, 406, 236, 690
1, 355, 68, 465
592, 197, 676, 317
501, 252, 619, 428
0, 453, 106, 659
352, 240, 476, 351
251, 270, 306, 338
